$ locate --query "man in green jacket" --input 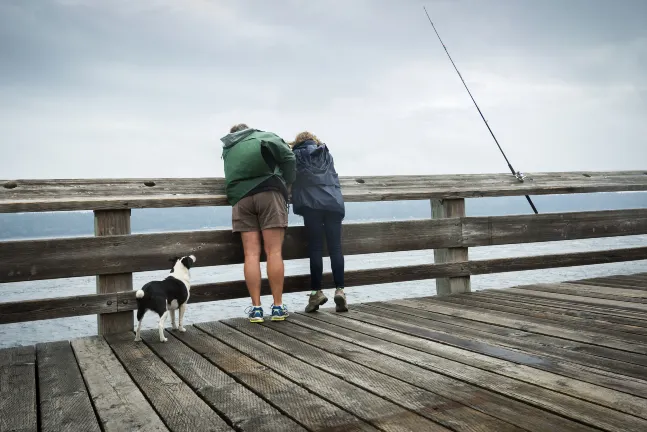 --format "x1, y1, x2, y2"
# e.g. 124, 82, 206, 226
221, 123, 296, 323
